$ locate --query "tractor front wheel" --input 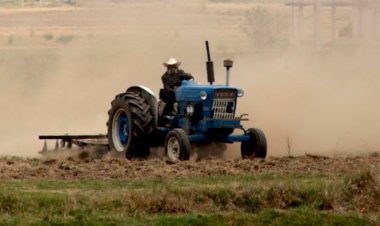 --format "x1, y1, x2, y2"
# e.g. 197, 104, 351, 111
165, 129, 191, 162
241, 128, 267, 159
